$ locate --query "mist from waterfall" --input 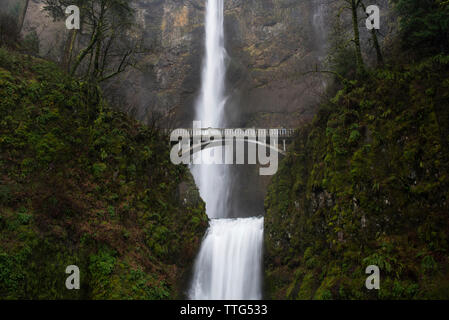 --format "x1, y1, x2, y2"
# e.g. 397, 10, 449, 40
189, 0, 264, 300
